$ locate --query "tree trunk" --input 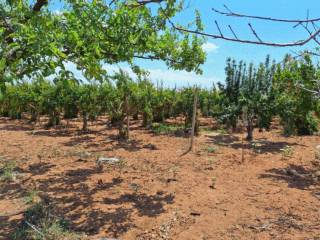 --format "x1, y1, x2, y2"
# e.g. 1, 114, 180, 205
161, 109, 165, 123
30, 110, 38, 123
184, 115, 189, 130
47, 111, 60, 128
82, 111, 88, 131
246, 119, 253, 141
142, 112, 148, 127
195, 108, 200, 136
0, 72, 6, 94
143, 112, 152, 128
118, 120, 127, 139
133, 112, 139, 120
189, 89, 198, 151
232, 121, 237, 133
